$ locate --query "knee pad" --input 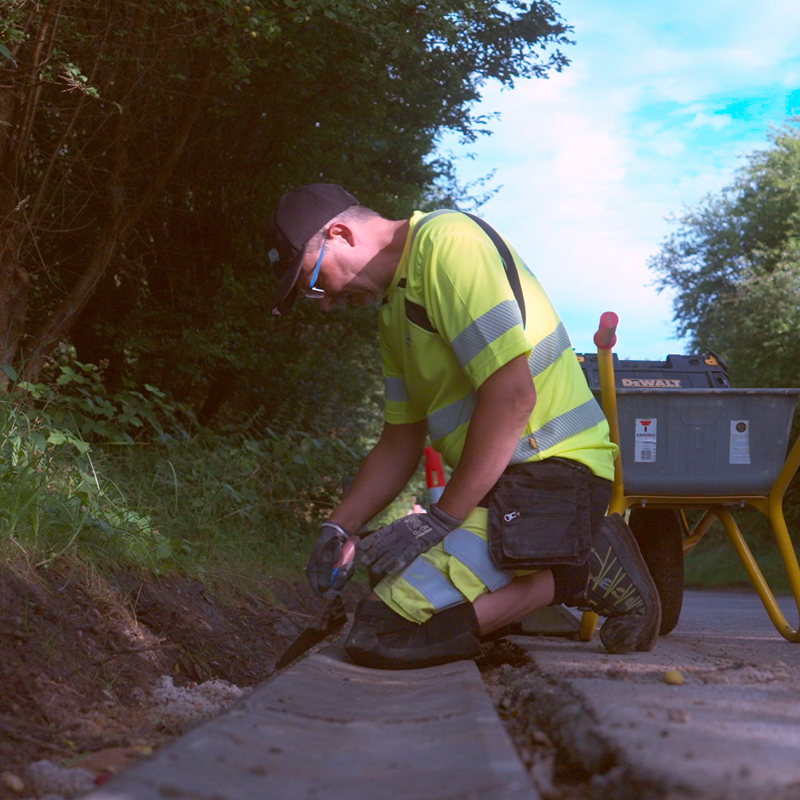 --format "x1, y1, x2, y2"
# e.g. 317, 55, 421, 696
345, 600, 481, 670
